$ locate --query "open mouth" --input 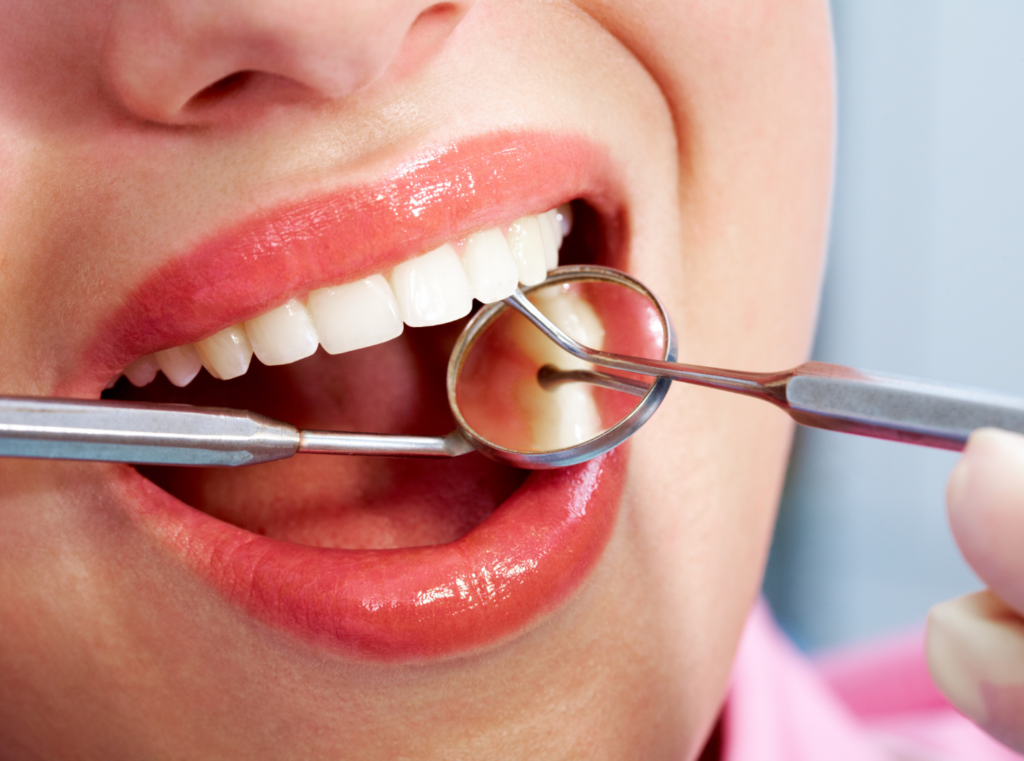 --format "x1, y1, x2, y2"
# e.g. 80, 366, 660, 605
105, 203, 587, 550
80, 133, 631, 661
